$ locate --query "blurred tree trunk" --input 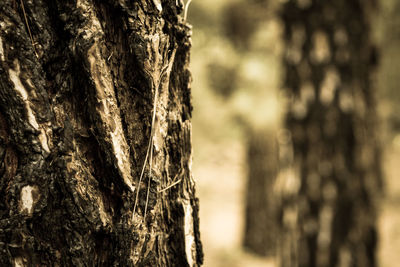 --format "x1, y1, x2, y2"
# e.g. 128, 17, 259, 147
221, 0, 280, 257
381, 0, 400, 133
0, 0, 203, 266
277, 1, 382, 267
243, 127, 278, 256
